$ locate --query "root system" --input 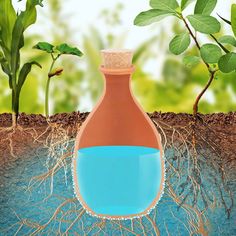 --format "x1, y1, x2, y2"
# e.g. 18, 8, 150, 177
0, 112, 235, 235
